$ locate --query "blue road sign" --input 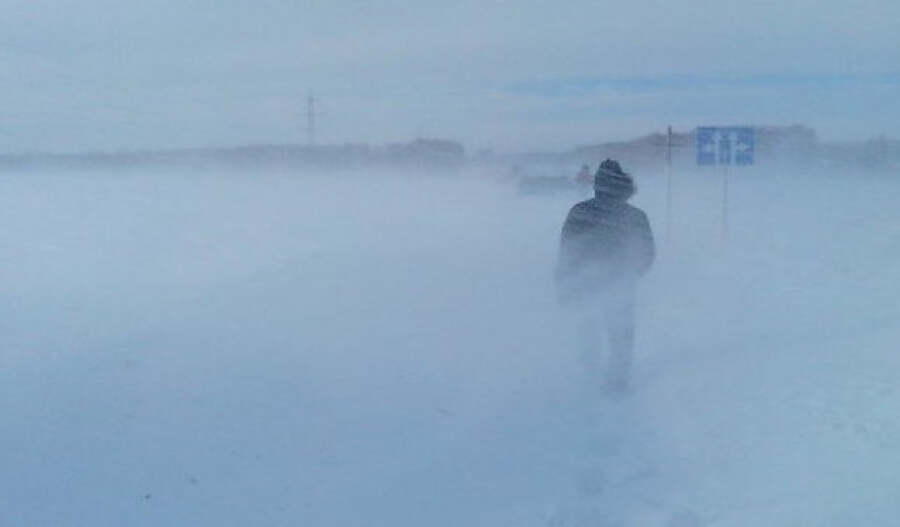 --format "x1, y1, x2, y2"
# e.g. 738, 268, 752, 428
697, 127, 716, 165
697, 127, 754, 165
718, 133, 732, 164
733, 127, 754, 165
